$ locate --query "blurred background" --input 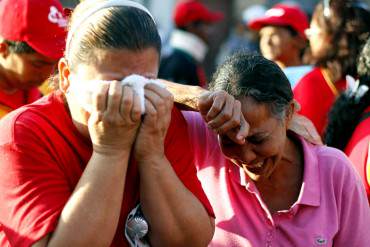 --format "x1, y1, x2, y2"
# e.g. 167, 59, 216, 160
60, 0, 370, 79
